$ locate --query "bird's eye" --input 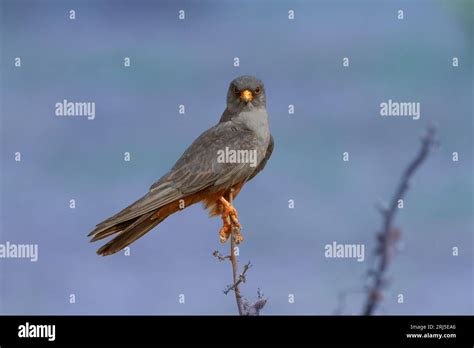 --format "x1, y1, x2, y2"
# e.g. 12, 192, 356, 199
254, 87, 262, 95
232, 86, 239, 94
